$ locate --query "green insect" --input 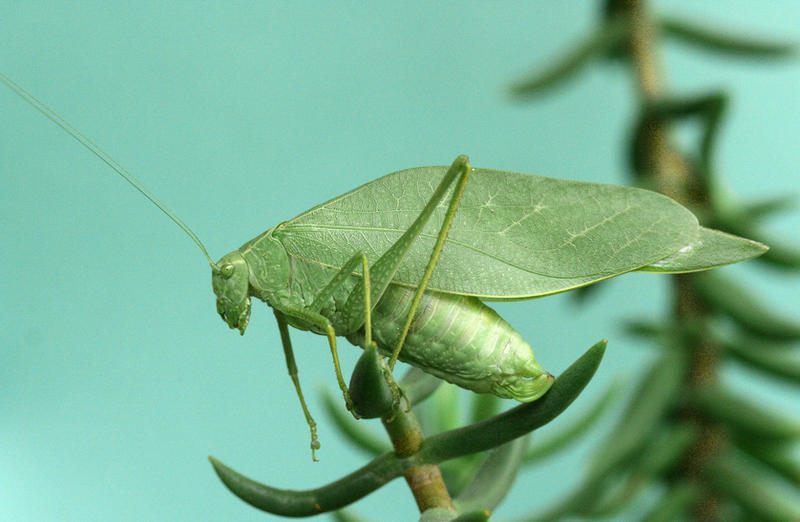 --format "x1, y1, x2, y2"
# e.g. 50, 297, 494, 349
2, 73, 765, 460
